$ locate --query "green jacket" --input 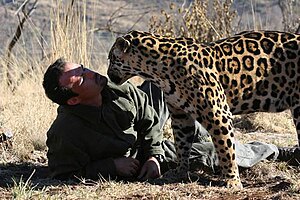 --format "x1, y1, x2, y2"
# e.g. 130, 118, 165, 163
46, 81, 164, 180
